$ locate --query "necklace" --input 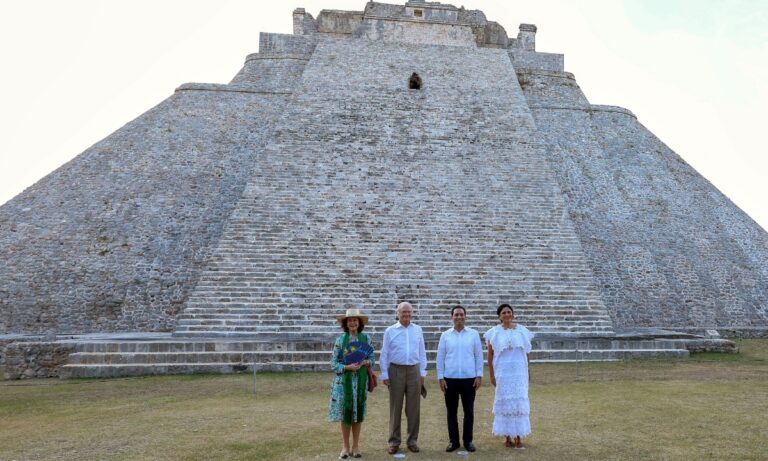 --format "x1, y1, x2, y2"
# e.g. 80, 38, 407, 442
501, 326, 517, 350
